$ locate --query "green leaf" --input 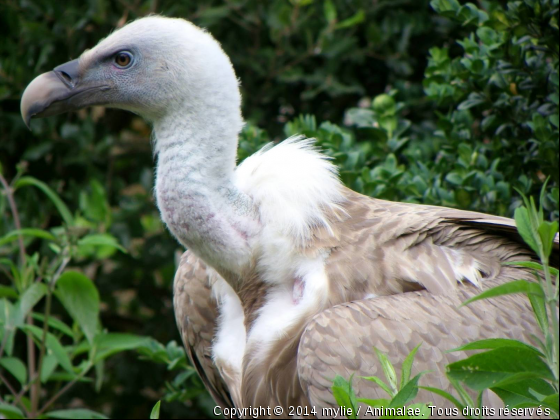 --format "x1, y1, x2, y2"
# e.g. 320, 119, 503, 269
77, 234, 127, 254
356, 398, 390, 408
430, 0, 460, 14
0, 357, 27, 385
324, 0, 337, 23
22, 324, 74, 374
540, 393, 559, 415
538, 221, 558, 260
373, 94, 397, 116
331, 375, 358, 419
528, 292, 548, 333
503, 261, 559, 277
0, 228, 57, 248
461, 280, 543, 307
40, 354, 59, 383
14, 177, 74, 226
447, 338, 543, 357
94, 333, 151, 363
0, 285, 18, 299
492, 378, 555, 409
458, 93, 486, 110
79, 179, 111, 225
390, 372, 426, 408
45, 409, 108, 419
374, 347, 398, 394
55, 271, 100, 343
400, 343, 422, 390
514, 207, 540, 256
0, 404, 24, 419
150, 401, 161, 419
12, 283, 48, 327
32, 312, 74, 338
335, 11, 365, 30
405, 403, 432, 419
446, 347, 553, 391
362, 375, 394, 397
419, 386, 465, 411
